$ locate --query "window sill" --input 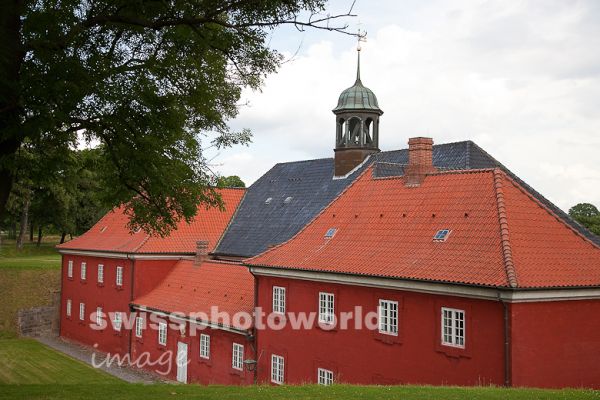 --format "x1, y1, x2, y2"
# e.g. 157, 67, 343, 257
198, 357, 212, 367
97, 283, 104, 288
230, 368, 244, 377
317, 321, 338, 332
115, 285, 124, 291
374, 332, 401, 345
